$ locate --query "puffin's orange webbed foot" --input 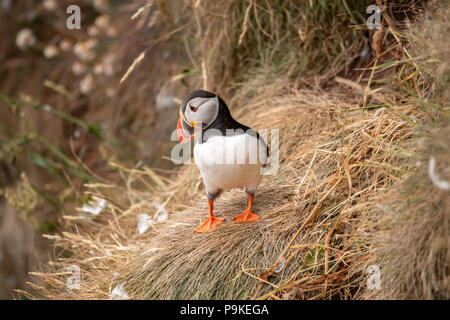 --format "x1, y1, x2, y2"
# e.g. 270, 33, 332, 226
233, 194, 259, 223
194, 216, 224, 233
194, 199, 223, 233
233, 210, 259, 223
